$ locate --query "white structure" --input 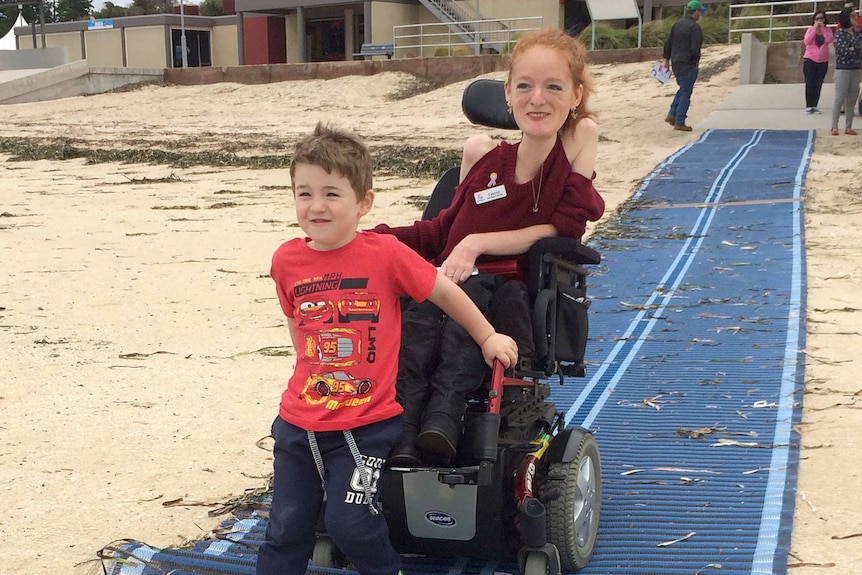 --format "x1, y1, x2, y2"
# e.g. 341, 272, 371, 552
1, 11, 28, 51
585, 0, 642, 49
